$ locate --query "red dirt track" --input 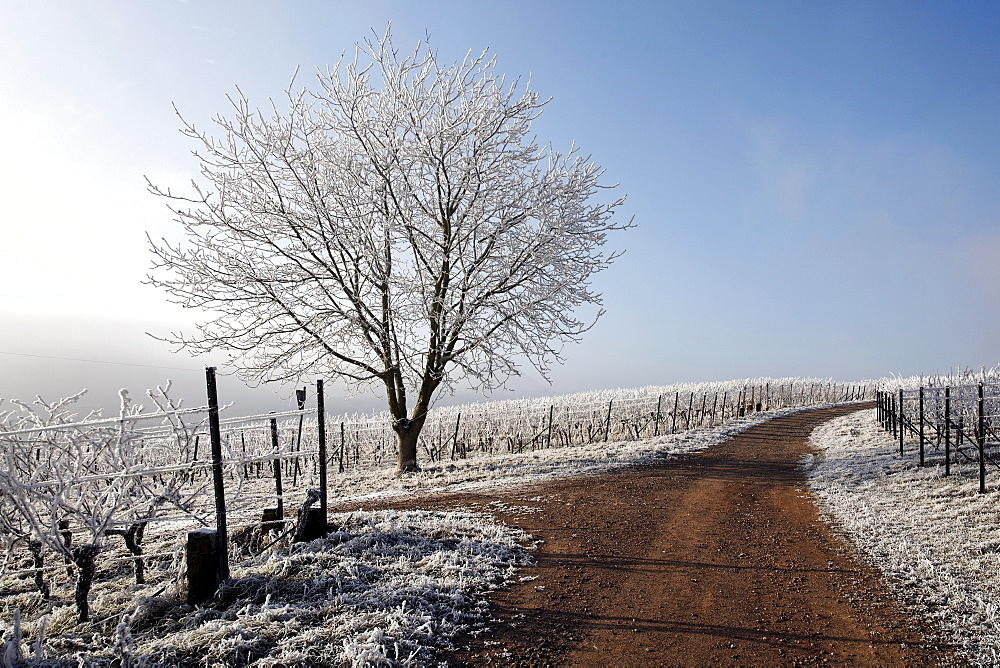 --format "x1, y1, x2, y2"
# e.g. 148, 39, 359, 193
351, 404, 954, 665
